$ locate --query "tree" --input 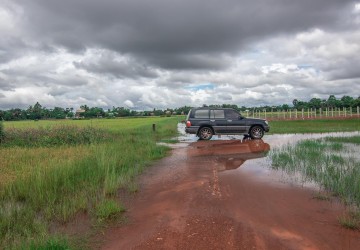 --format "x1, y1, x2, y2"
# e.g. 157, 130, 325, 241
292, 99, 298, 108
308, 98, 321, 109
27, 102, 43, 120
326, 95, 337, 108
340, 96, 354, 108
